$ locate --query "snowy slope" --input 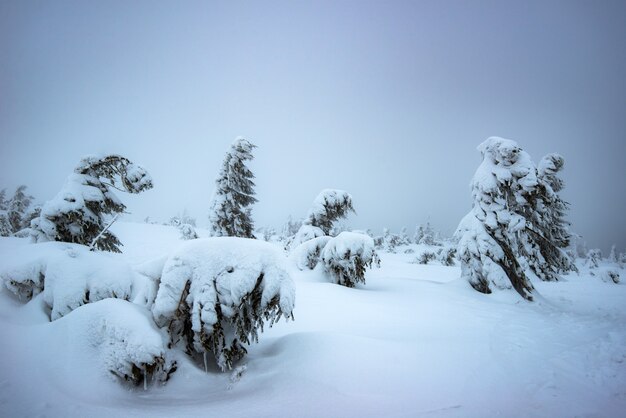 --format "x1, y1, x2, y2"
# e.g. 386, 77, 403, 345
0, 222, 625, 417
